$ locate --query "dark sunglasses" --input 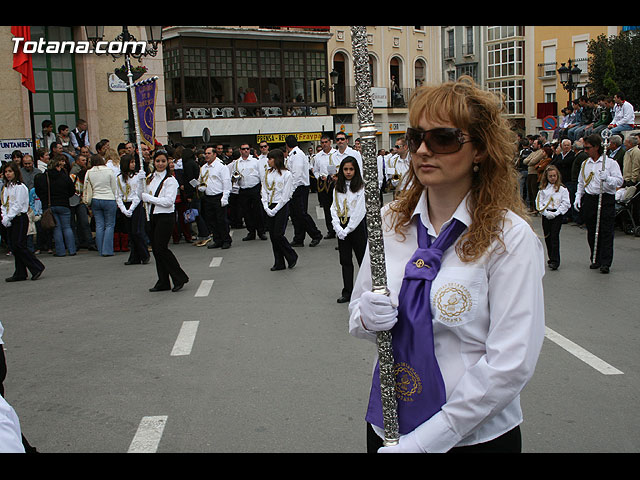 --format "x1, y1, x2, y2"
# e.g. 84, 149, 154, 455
406, 127, 474, 154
